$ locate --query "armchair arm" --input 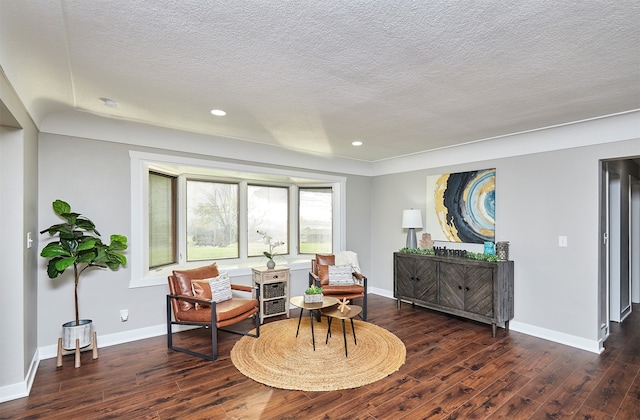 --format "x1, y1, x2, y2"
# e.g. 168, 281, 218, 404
309, 271, 320, 287
167, 293, 214, 306
353, 272, 367, 289
231, 284, 253, 293
231, 283, 260, 301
